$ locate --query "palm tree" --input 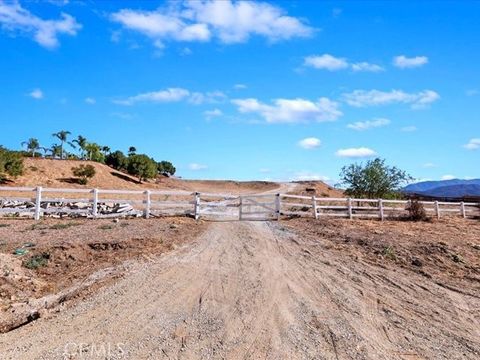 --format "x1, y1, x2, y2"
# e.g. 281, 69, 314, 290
101, 146, 111, 155
21, 138, 40, 157
52, 130, 74, 159
73, 135, 88, 159
128, 146, 136, 156
50, 144, 62, 159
